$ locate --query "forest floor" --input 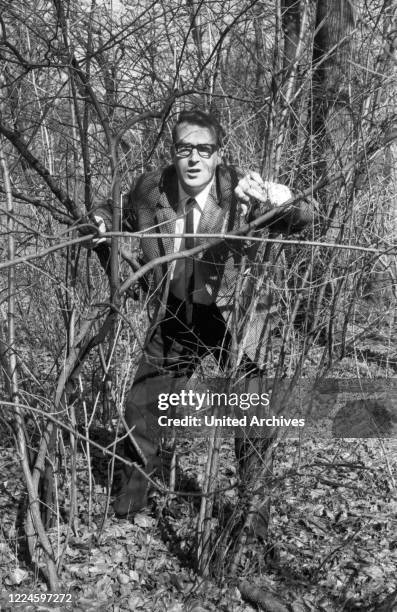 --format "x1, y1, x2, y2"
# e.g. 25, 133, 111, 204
1, 319, 397, 611
0, 432, 396, 611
